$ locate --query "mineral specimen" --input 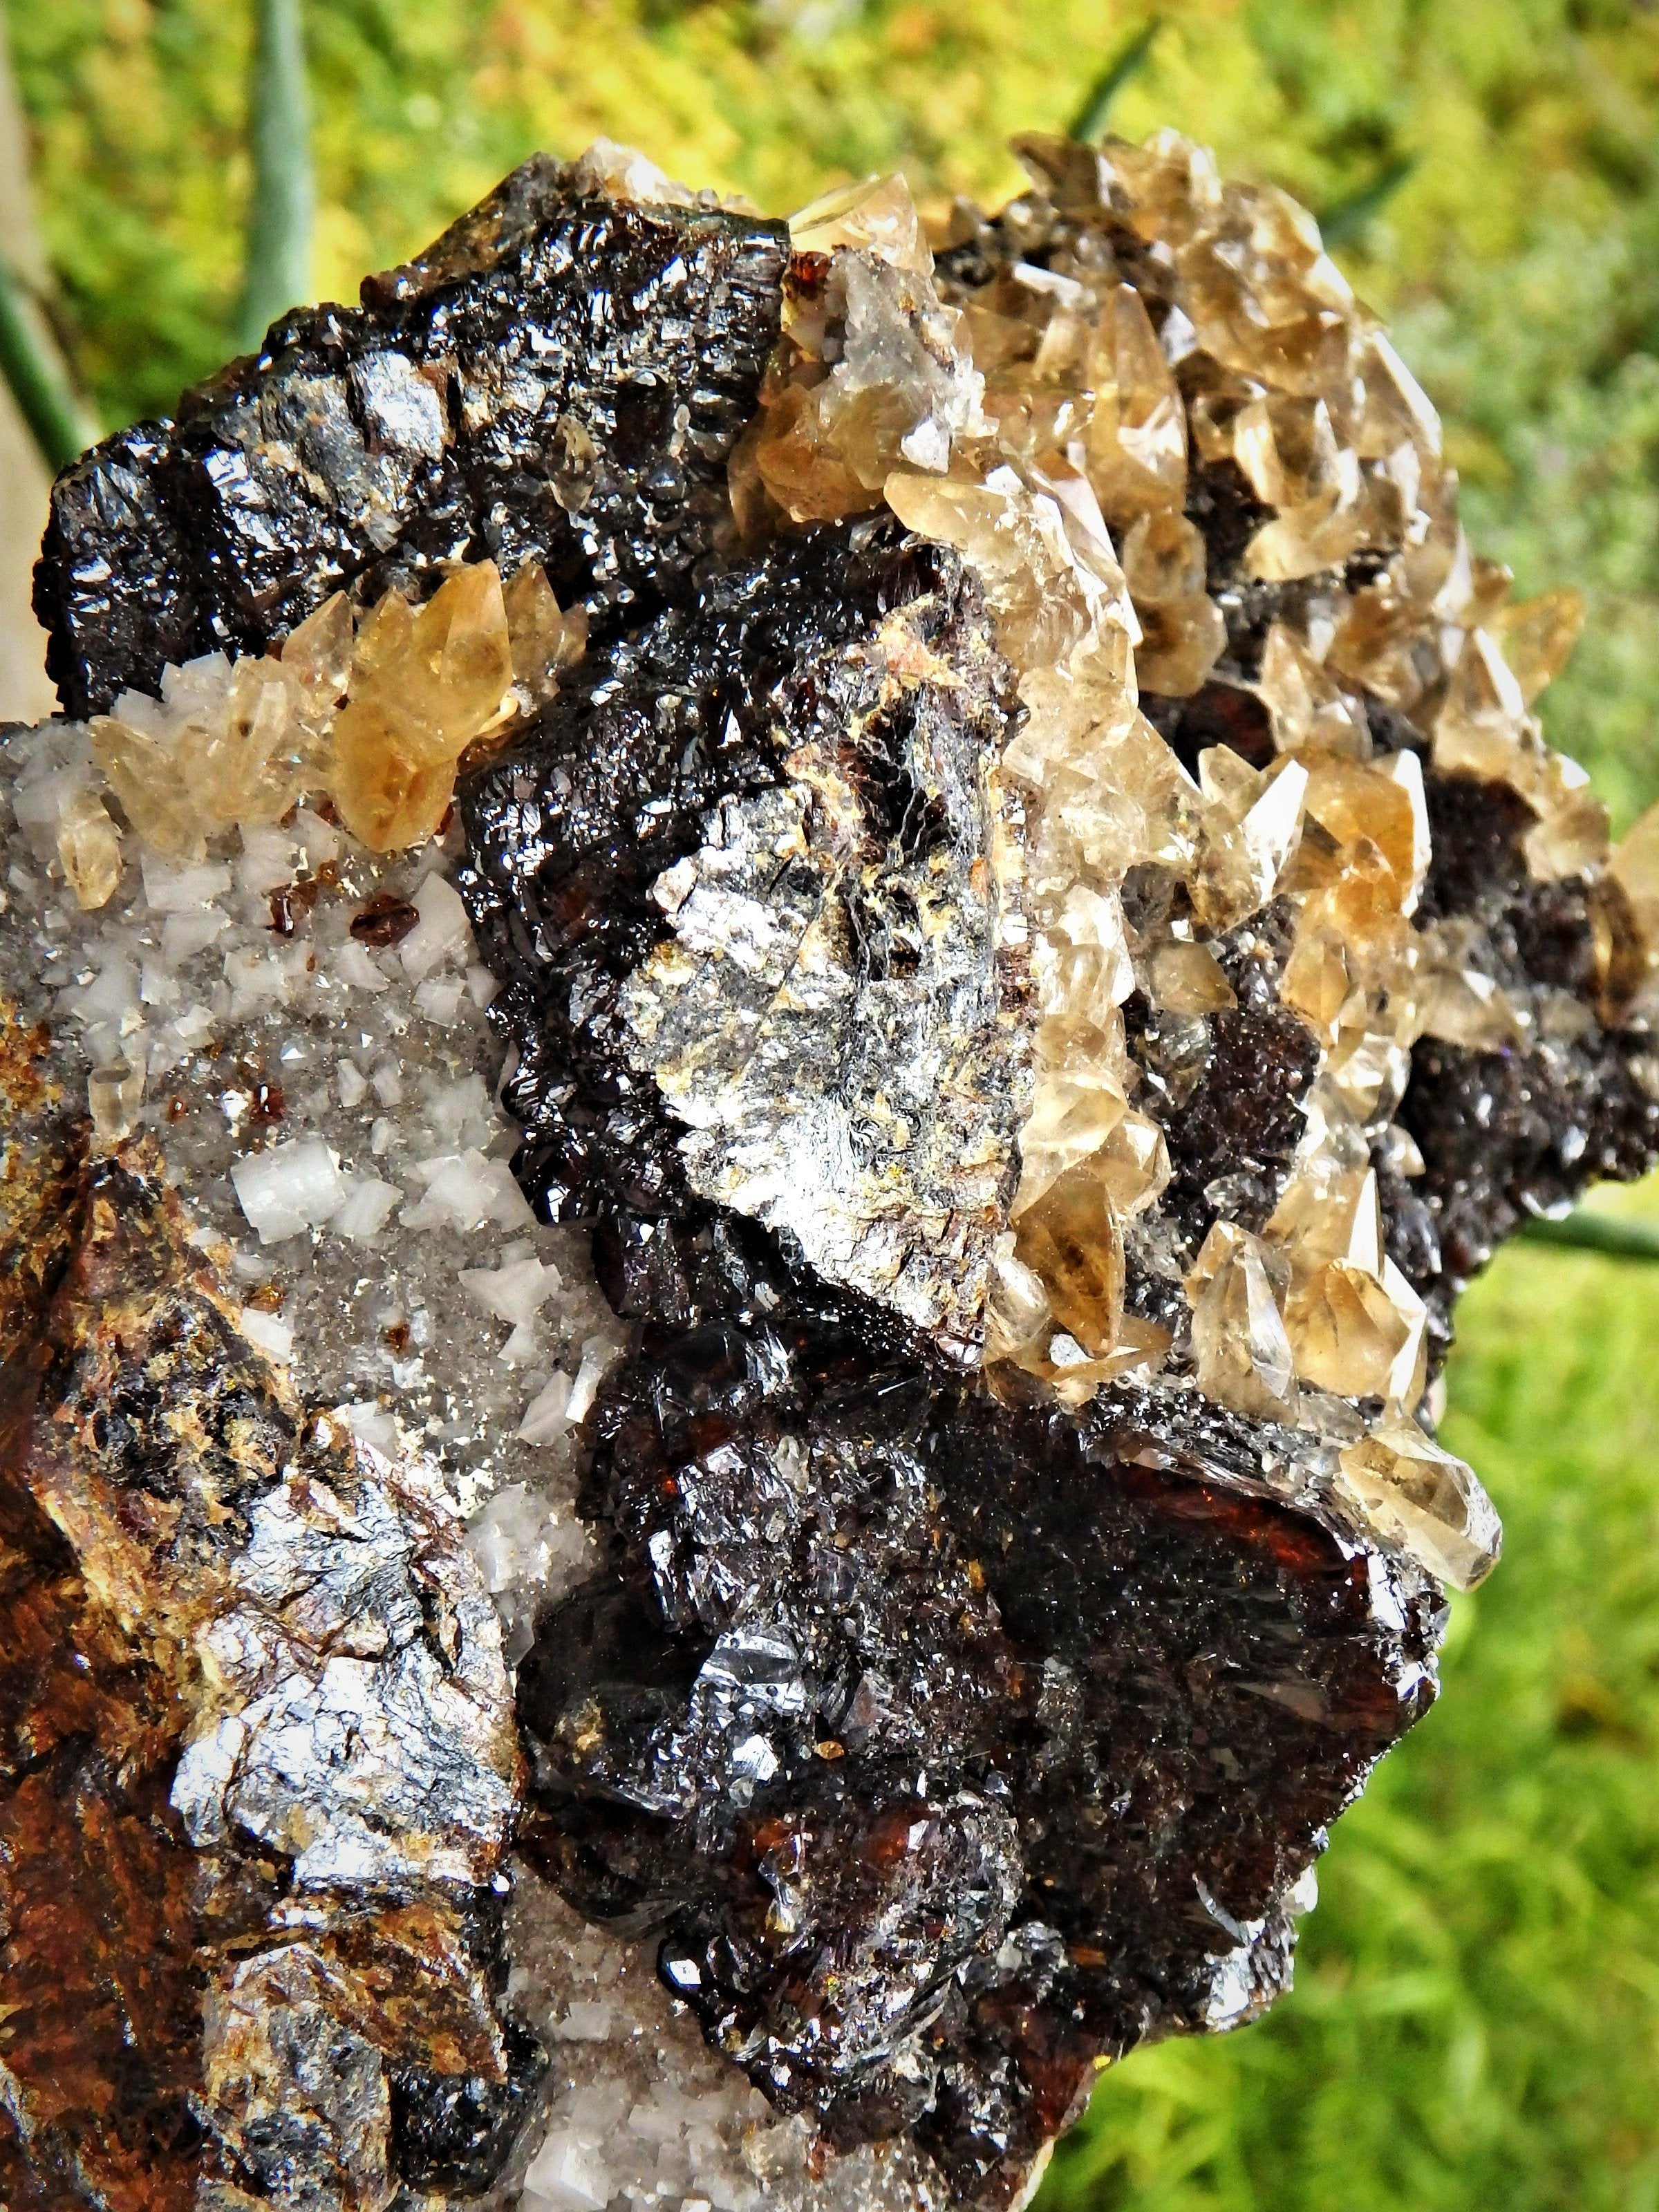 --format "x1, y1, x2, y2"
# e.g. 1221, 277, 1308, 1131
0, 1011, 535, 2210
16, 115, 1659, 2212
34, 144, 786, 721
